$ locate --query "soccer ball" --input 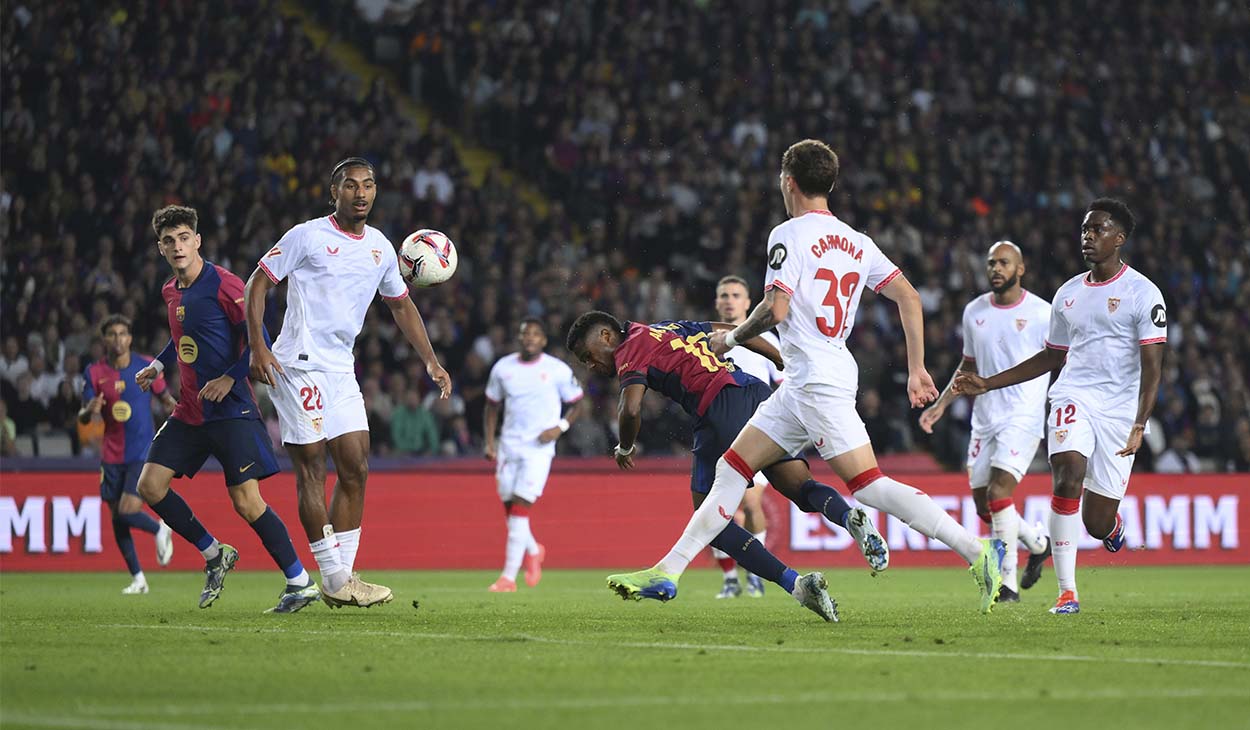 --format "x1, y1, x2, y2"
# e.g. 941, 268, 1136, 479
398, 229, 458, 287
